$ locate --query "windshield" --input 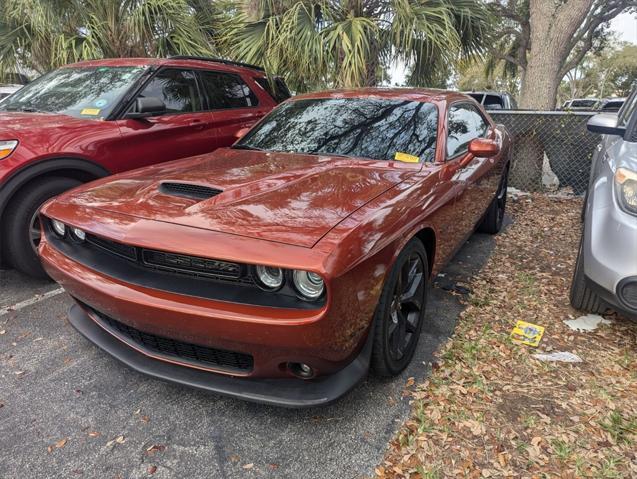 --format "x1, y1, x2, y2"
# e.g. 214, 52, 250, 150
0, 66, 146, 119
237, 98, 438, 162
